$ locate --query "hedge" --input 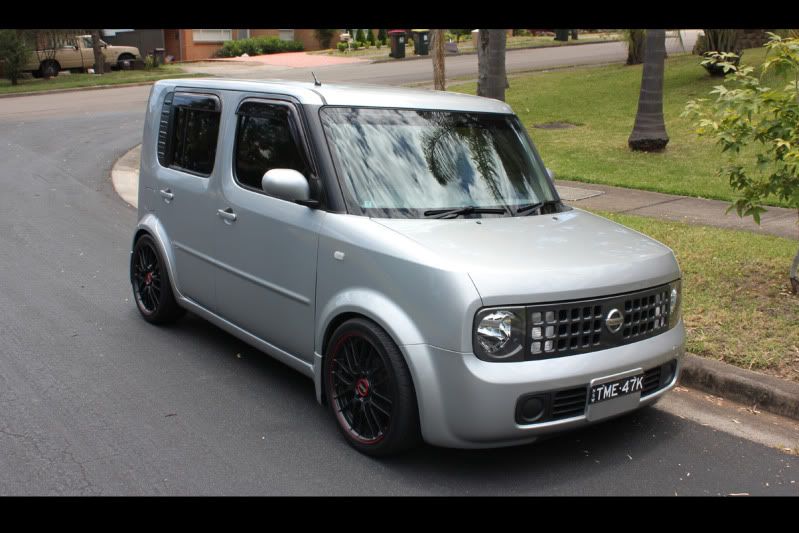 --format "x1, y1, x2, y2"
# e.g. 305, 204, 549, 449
216, 36, 304, 57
